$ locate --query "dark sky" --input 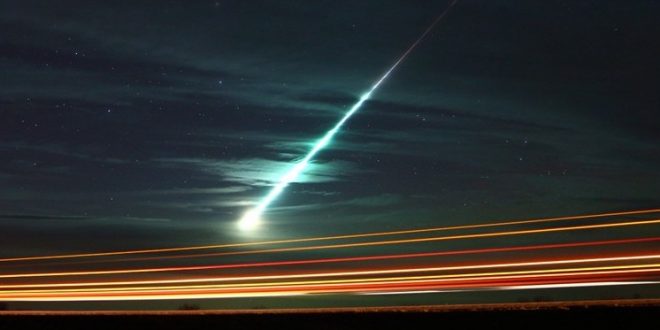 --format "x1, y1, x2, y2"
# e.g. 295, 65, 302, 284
1, 0, 659, 258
